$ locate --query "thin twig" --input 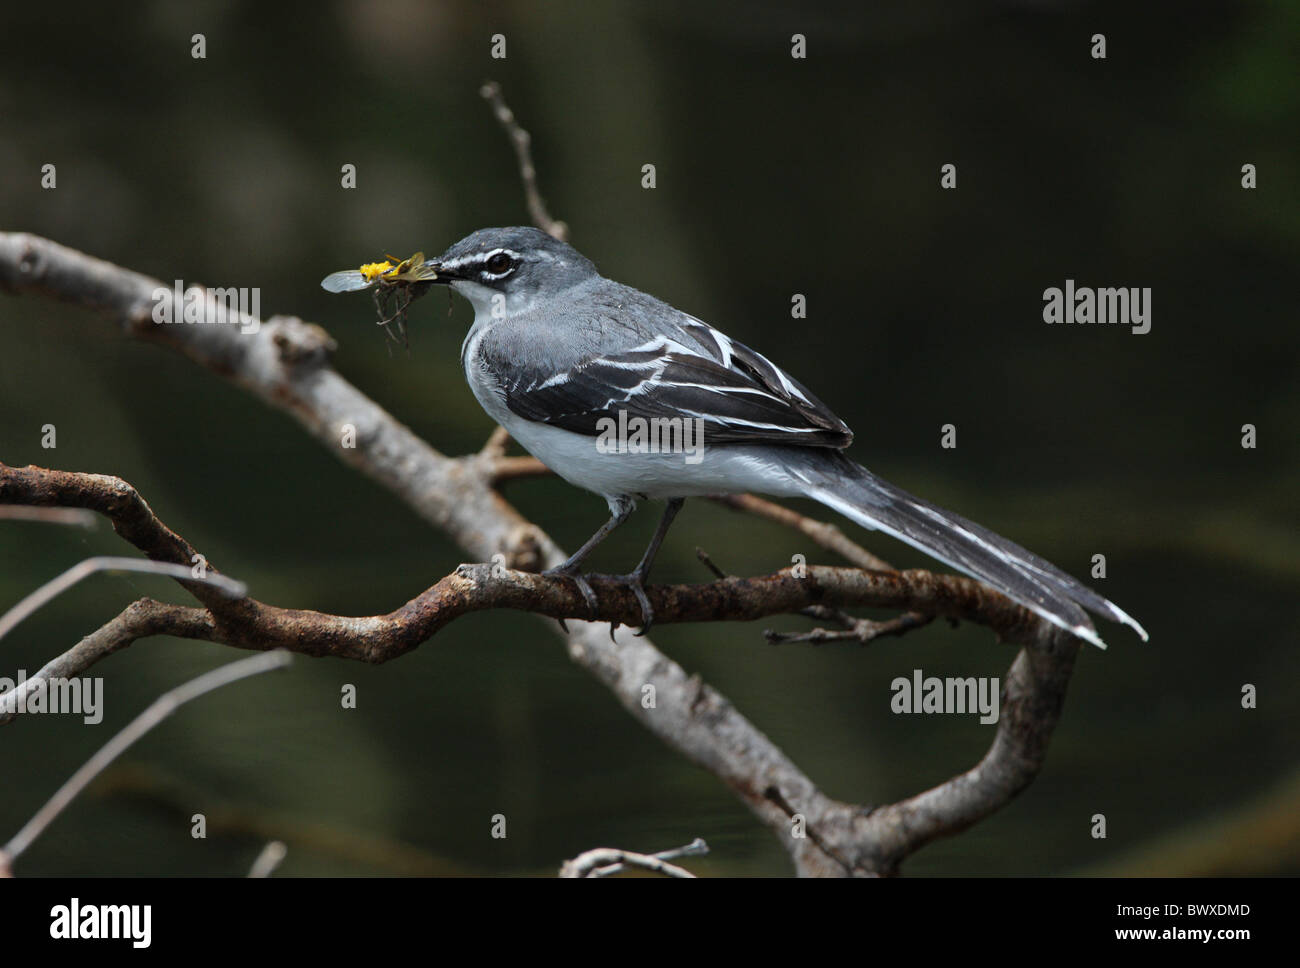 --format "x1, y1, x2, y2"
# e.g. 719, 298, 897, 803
478, 427, 550, 482
248, 840, 288, 878
695, 546, 728, 580
0, 555, 246, 643
490, 455, 551, 482
0, 598, 213, 724
698, 546, 930, 645
0, 506, 96, 527
560, 837, 709, 878
764, 610, 933, 645
479, 425, 512, 460
480, 81, 568, 242
0, 650, 291, 870
710, 493, 895, 572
